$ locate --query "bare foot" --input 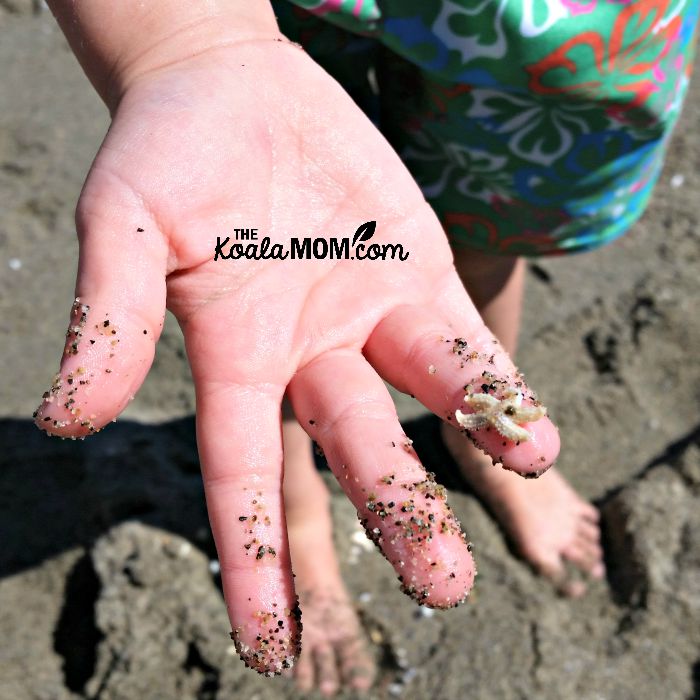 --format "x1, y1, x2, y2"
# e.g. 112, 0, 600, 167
286, 511, 376, 695
282, 414, 375, 695
441, 422, 605, 597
